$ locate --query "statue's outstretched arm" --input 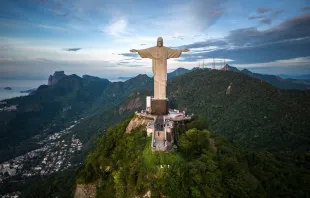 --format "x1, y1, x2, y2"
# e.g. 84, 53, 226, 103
130, 48, 155, 59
